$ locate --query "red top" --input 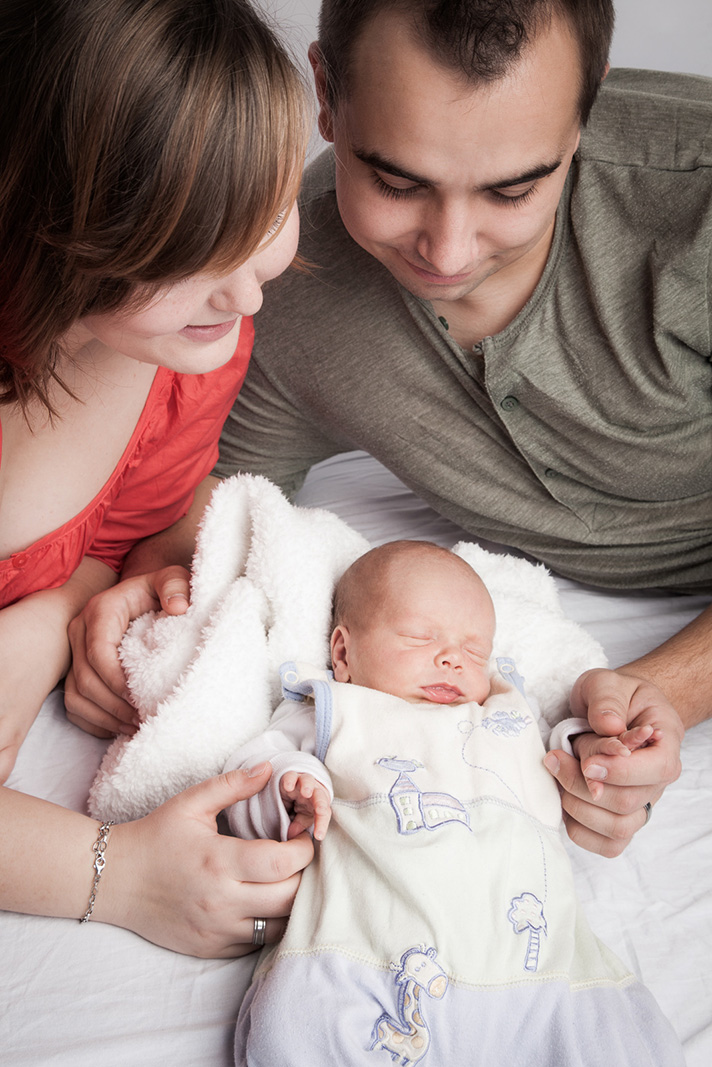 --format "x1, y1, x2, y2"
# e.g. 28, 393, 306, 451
0, 317, 254, 608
